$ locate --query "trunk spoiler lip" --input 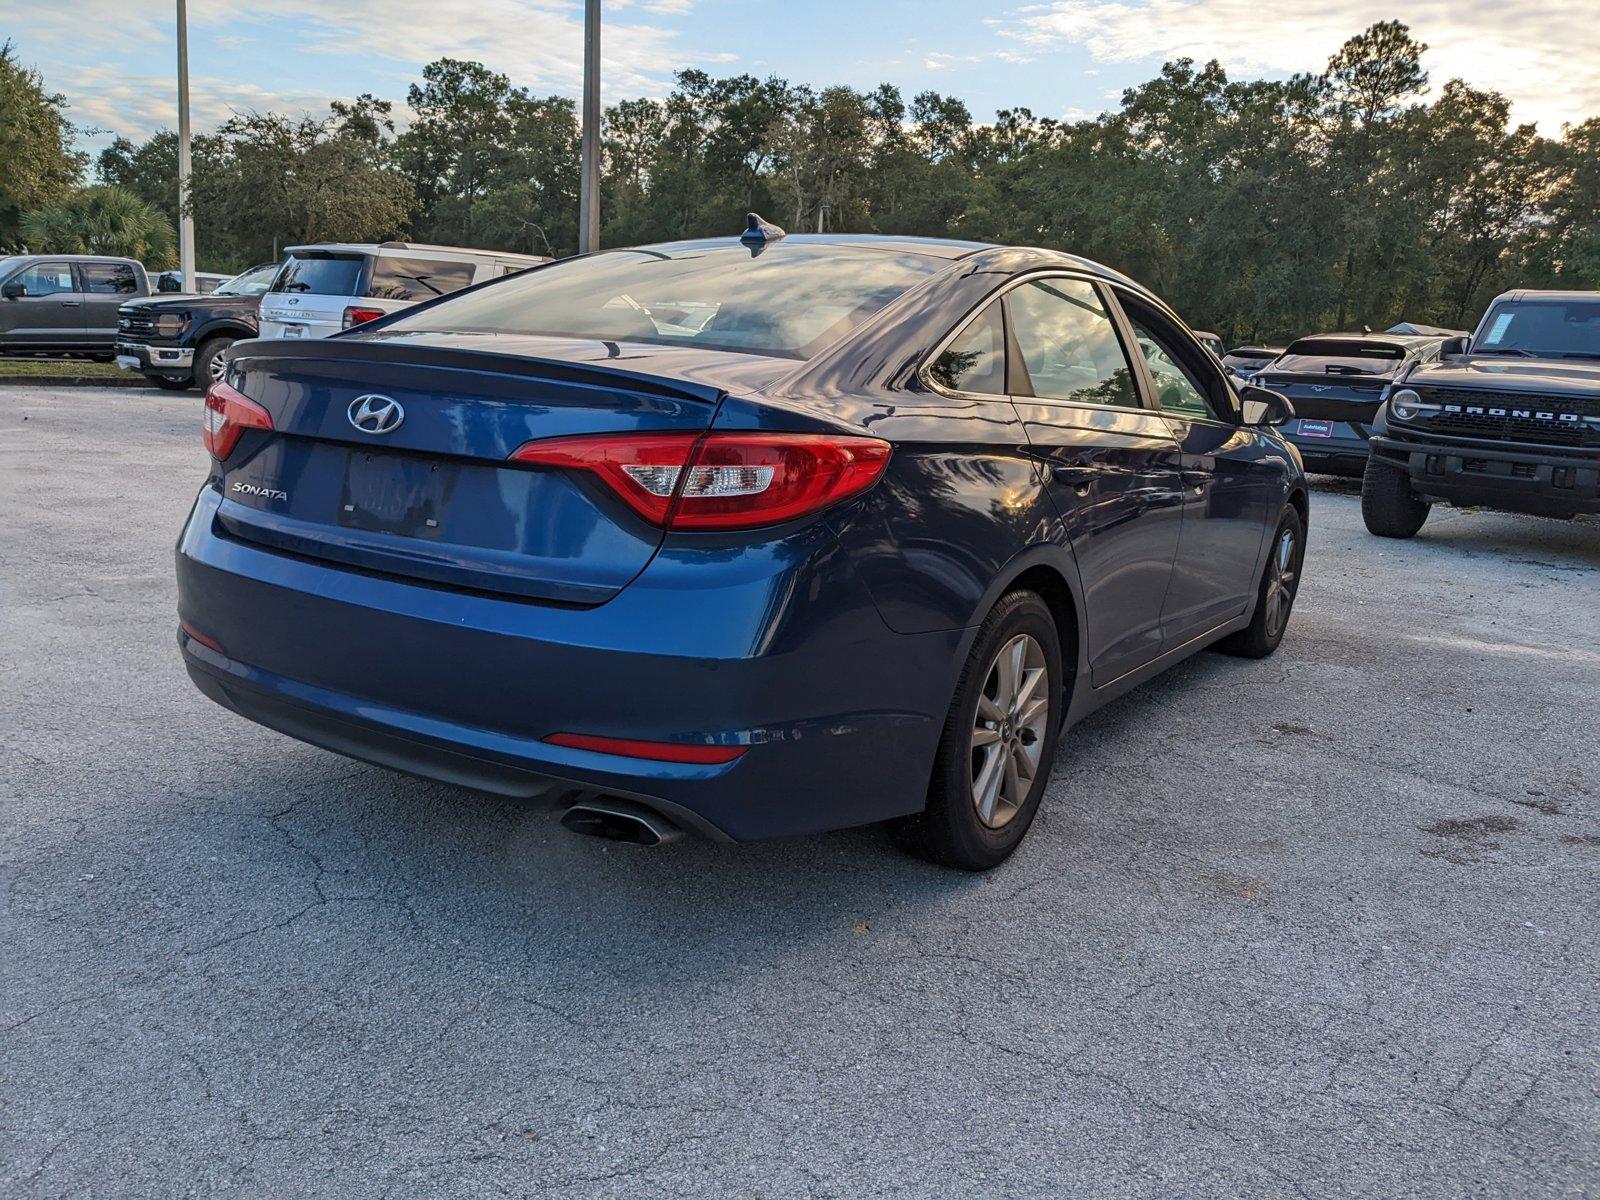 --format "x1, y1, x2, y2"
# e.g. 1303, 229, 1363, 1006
229, 334, 735, 408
